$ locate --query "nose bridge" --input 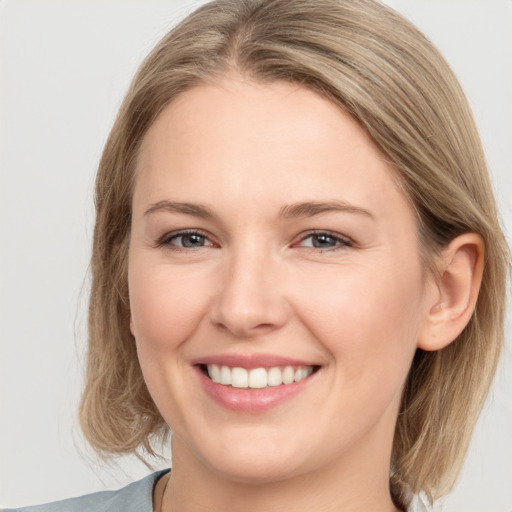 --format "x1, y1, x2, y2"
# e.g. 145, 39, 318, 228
210, 238, 288, 337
